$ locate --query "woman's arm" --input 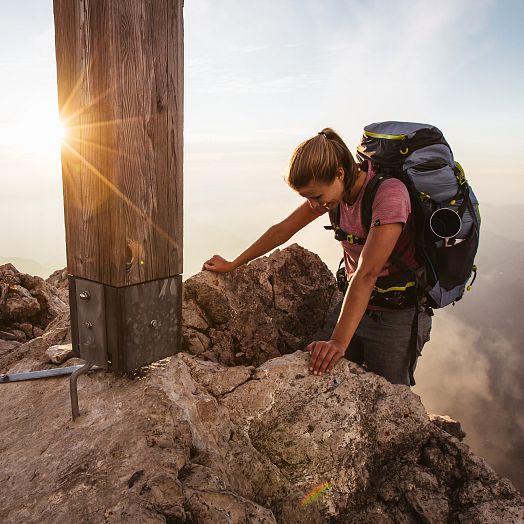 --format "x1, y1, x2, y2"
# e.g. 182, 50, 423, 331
307, 222, 404, 375
203, 201, 321, 273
